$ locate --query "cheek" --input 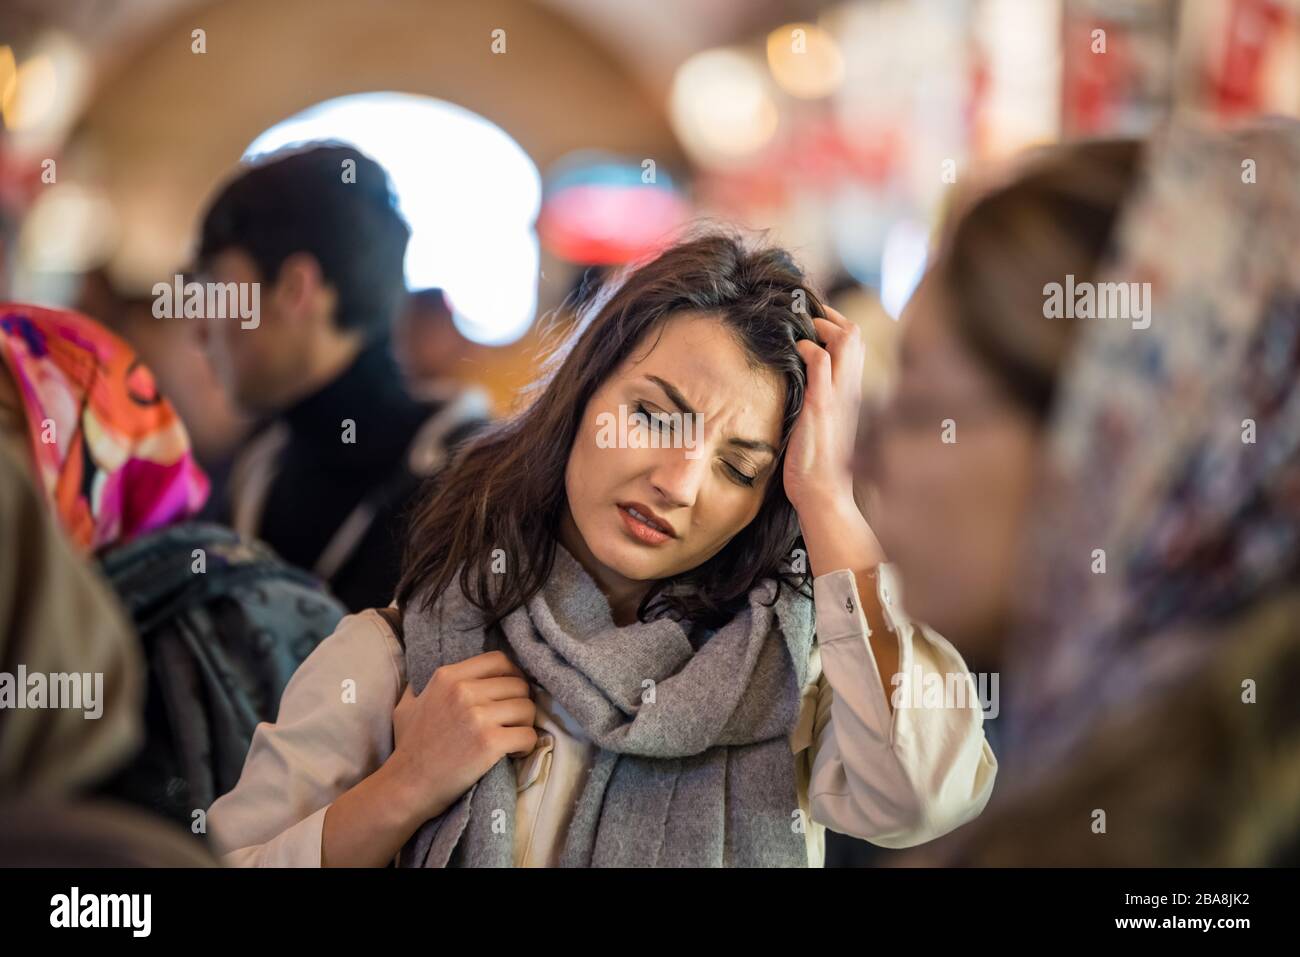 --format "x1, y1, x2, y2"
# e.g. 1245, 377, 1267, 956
877, 430, 1036, 648
564, 440, 589, 518
679, 478, 766, 563
874, 435, 955, 567
565, 411, 618, 518
224, 319, 260, 354
205, 326, 238, 378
